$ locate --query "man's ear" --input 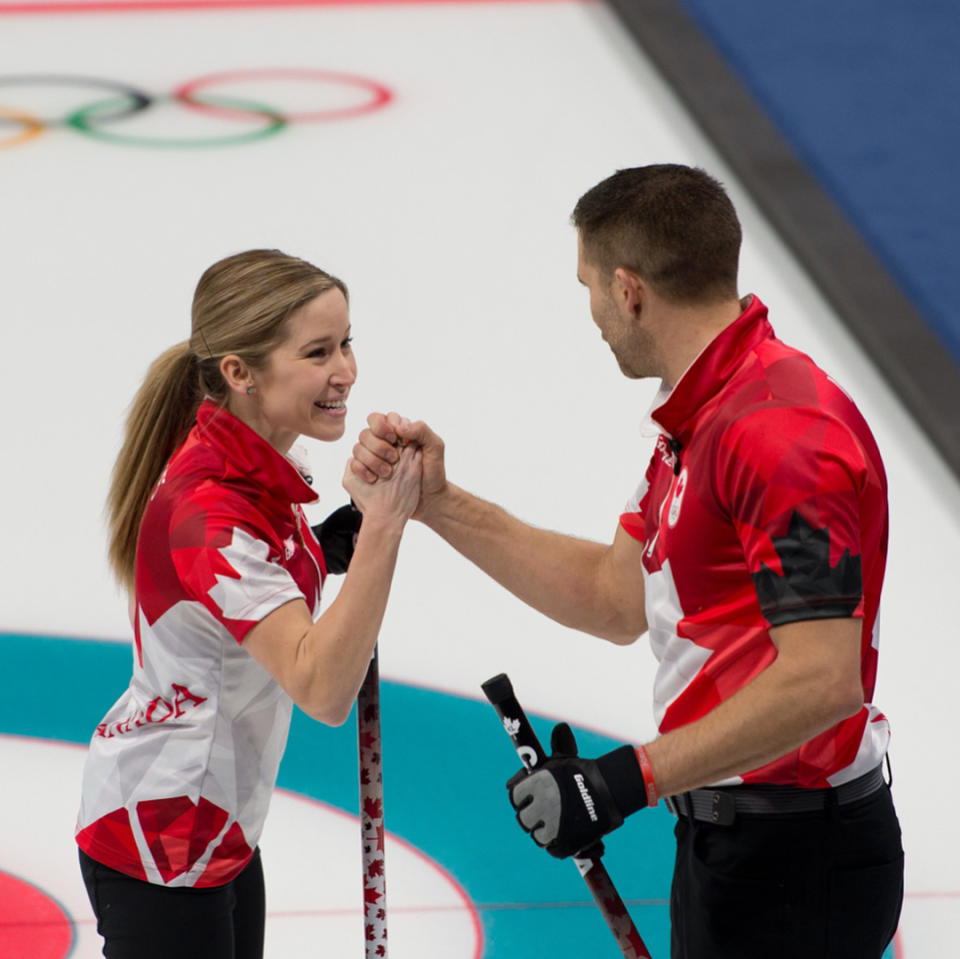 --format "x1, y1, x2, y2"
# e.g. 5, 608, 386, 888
613, 267, 645, 319
220, 354, 254, 396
